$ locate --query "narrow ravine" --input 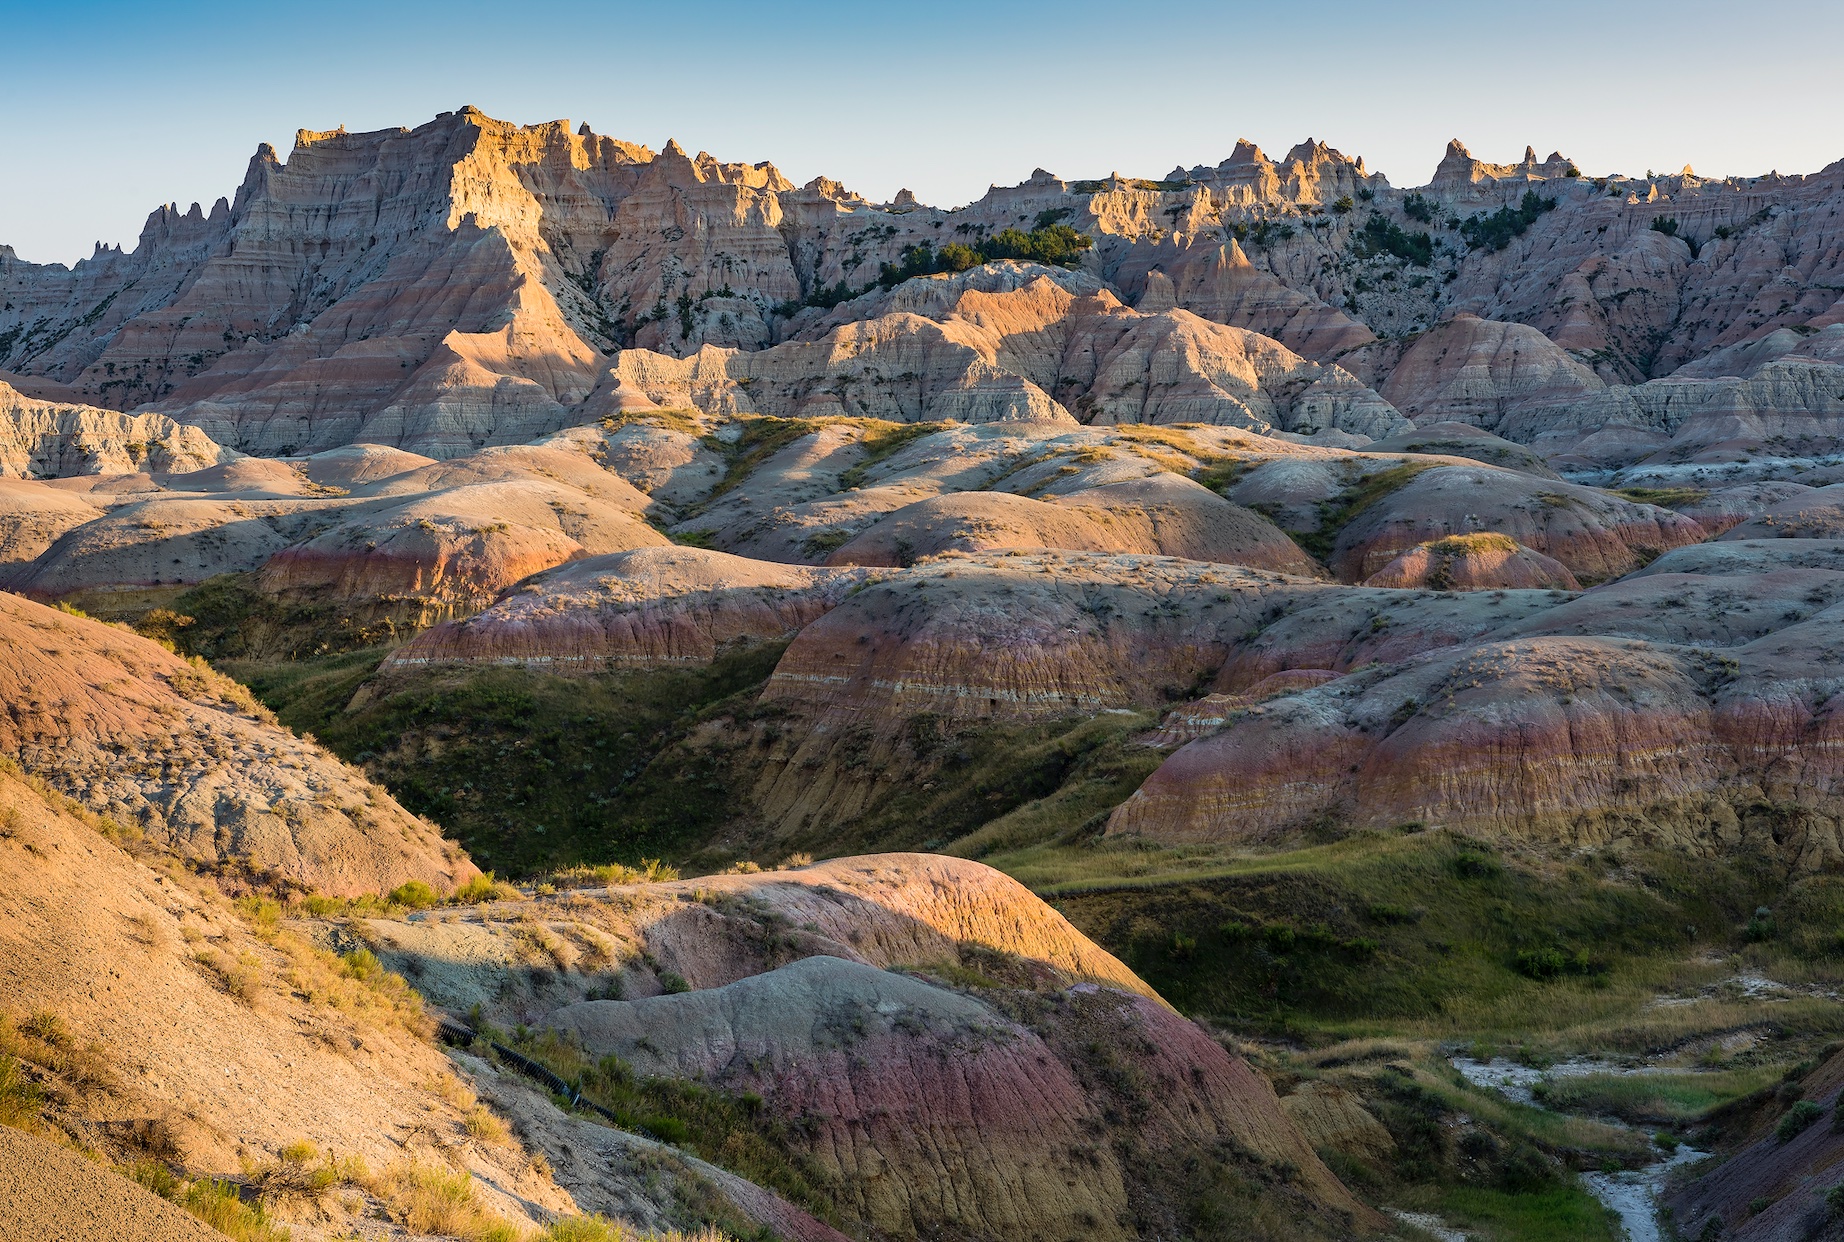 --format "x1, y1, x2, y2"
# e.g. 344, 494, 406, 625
1453, 1057, 1708, 1242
